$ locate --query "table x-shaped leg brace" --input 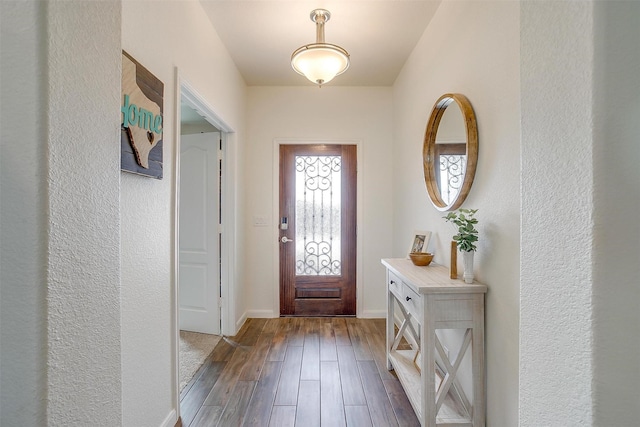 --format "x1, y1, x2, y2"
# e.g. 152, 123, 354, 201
434, 328, 473, 418
391, 298, 420, 353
